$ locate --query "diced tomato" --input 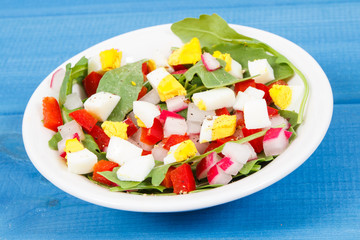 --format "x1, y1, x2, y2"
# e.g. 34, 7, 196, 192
170, 164, 196, 194
69, 109, 98, 132
242, 127, 264, 153
137, 86, 148, 100
93, 160, 119, 186
216, 136, 237, 145
161, 166, 176, 188
205, 141, 223, 153
235, 110, 245, 128
268, 80, 288, 89
83, 71, 103, 97
215, 107, 230, 116
142, 62, 149, 76
141, 150, 152, 156
172, 69, 188, 75
42, 97, 63, 132
140, 118, 163, 145
267, 106, 279, 117
255, 83, 272, 104
234, 79, 256, 94
88, 125, 110, 152
172, 64, 187, 71
163, 134, 190, 150
123, 117, 138, 137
